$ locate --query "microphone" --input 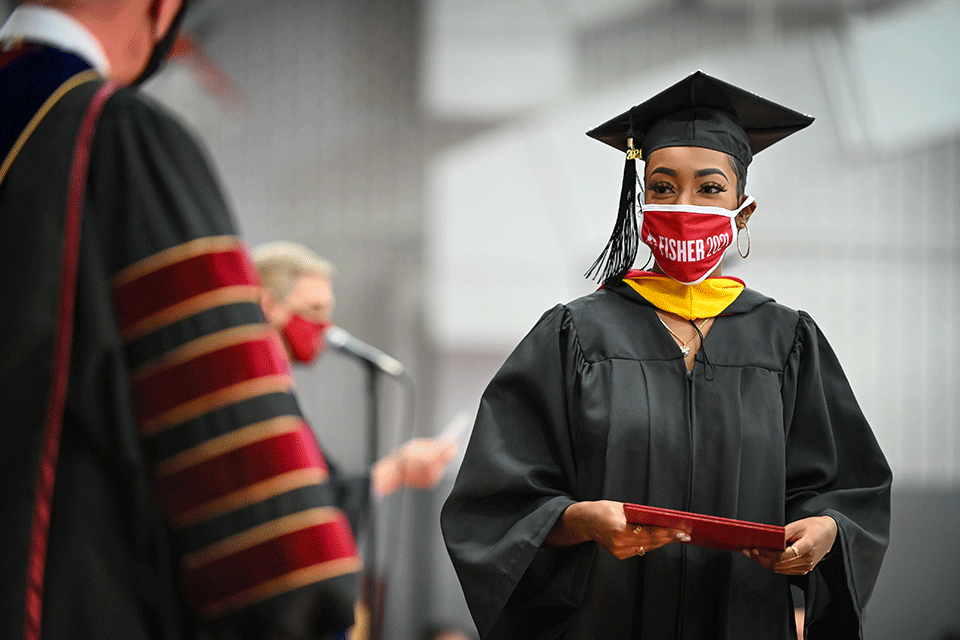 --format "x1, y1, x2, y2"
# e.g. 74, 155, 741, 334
324, 326, 406, 378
